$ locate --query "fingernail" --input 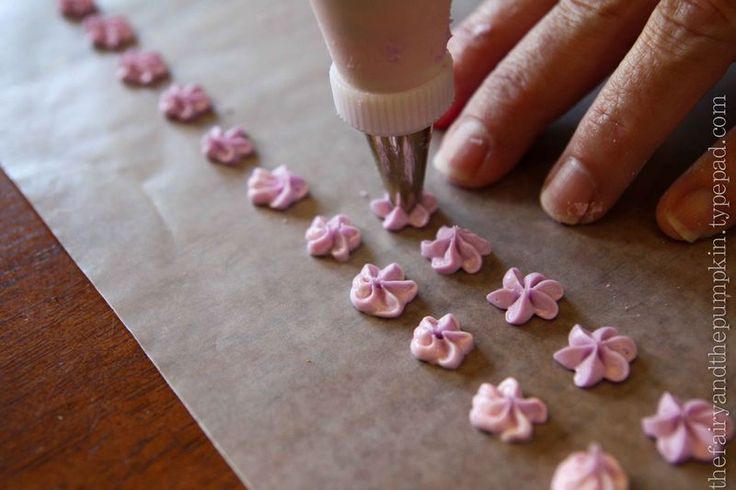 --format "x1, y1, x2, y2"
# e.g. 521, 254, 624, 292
665, 188, 712, 243
540, 157, 596, 225
434, 117, 490, 183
